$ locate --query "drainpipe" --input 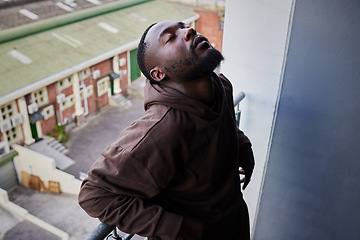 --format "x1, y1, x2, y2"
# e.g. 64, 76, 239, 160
80, 80, 89, 117
58, 103, 64, 125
